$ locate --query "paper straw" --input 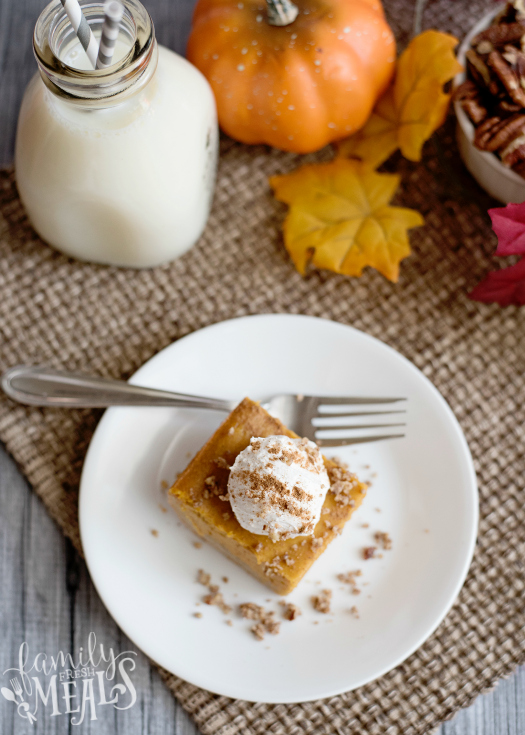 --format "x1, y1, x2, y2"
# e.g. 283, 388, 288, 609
59, 0, 98, 69
96, 1, 124, 69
